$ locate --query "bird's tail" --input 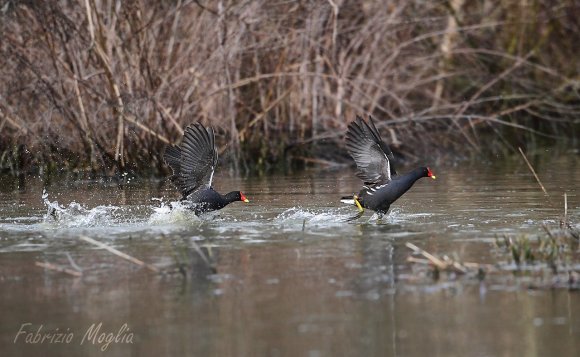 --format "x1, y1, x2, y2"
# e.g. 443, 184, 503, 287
340, 196, 355, 205
341, 194, 365, 213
